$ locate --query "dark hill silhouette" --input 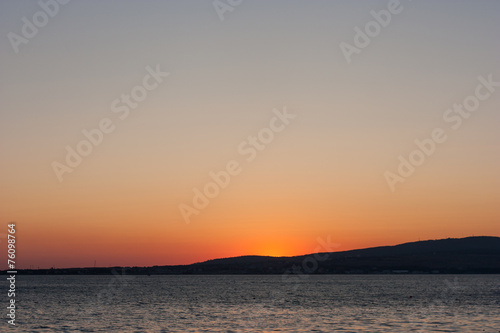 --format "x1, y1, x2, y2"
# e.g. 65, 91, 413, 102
7, 236, 500, 275
182, 236, 500, 274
